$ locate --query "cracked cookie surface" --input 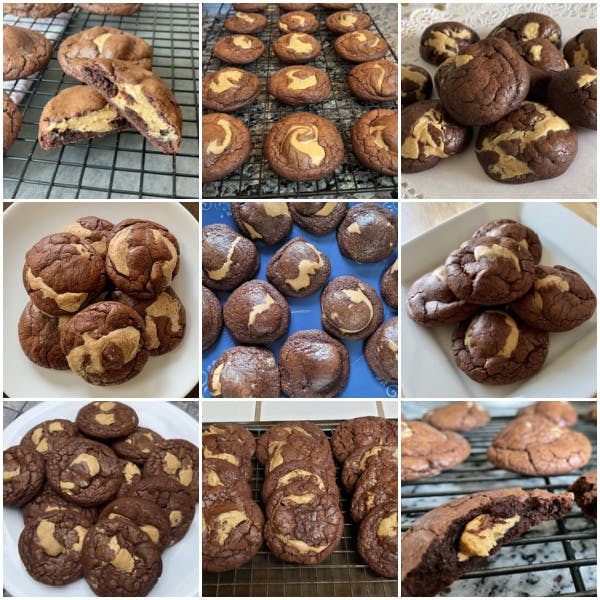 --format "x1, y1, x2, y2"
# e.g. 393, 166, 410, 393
3, 25, 53, 80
